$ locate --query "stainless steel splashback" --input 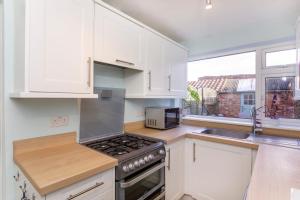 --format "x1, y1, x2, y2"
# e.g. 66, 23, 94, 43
79, 87, 125, 143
